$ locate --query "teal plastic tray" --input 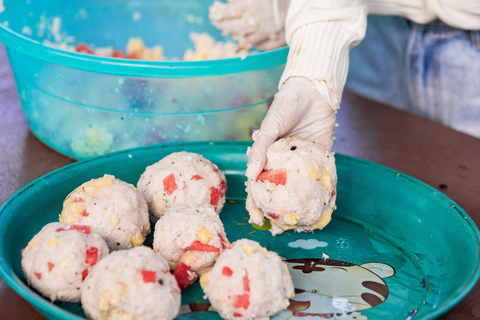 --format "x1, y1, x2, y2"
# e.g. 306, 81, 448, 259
0, 141, 479, 320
